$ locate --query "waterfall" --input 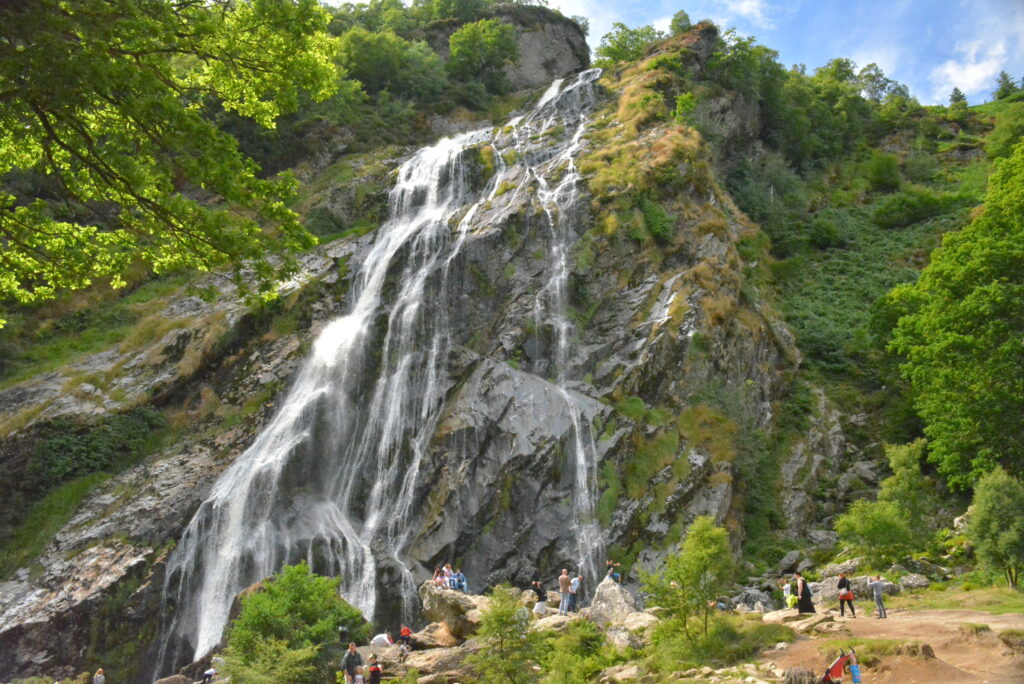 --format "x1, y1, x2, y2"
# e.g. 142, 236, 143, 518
155, 69, 603, 675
